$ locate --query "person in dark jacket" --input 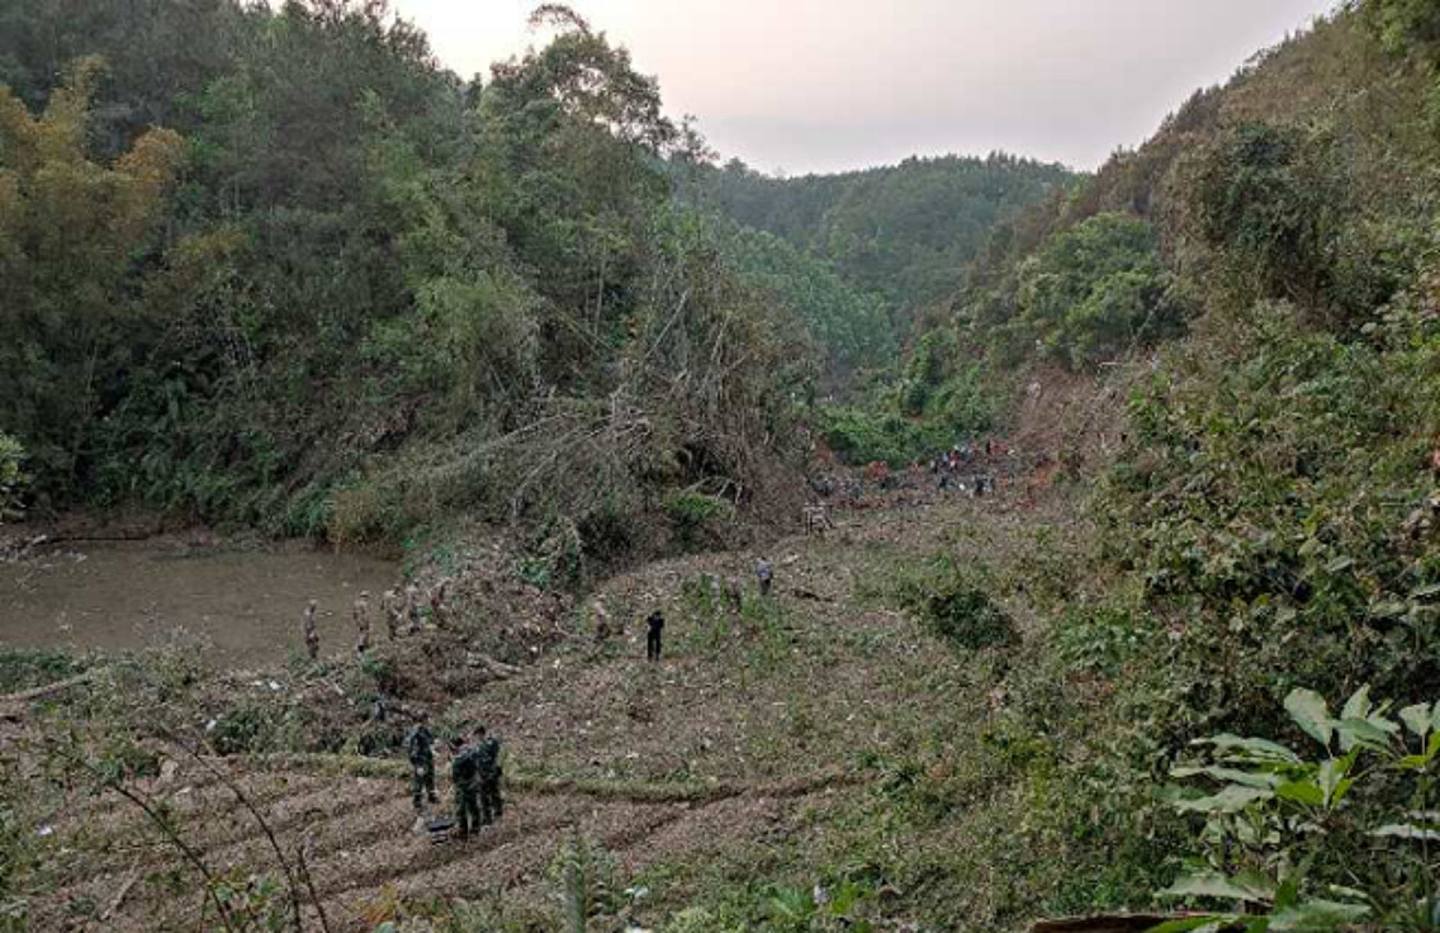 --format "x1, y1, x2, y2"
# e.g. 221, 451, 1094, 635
646, 609, 665, 662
